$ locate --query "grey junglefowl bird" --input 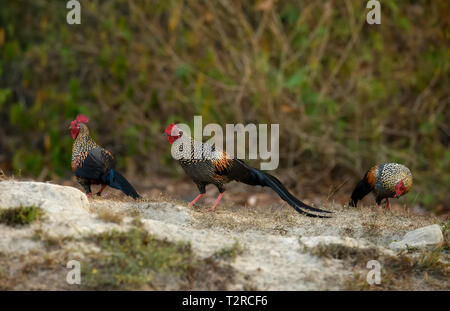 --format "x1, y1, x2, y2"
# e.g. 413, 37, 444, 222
164, 123, 331, 218
70, 114, 141, 199
349, 163, 412, 210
